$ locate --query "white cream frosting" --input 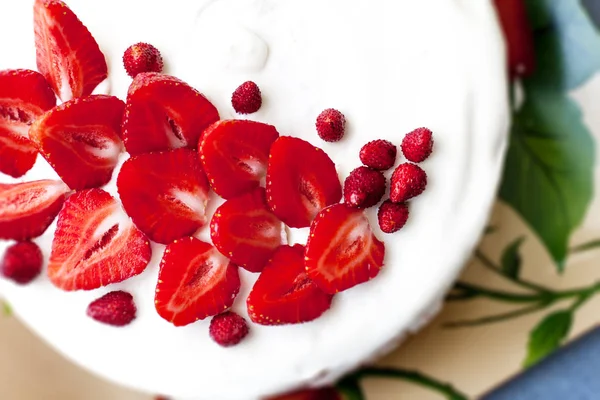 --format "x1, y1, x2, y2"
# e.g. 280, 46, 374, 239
0, 0, 509, 399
